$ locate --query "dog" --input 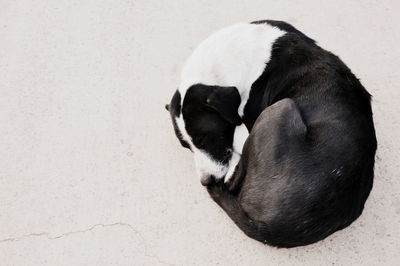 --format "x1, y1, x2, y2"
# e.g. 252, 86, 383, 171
166, 20, 377, 247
